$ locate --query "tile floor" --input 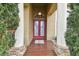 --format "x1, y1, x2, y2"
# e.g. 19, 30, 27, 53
24, 40, 57, 56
